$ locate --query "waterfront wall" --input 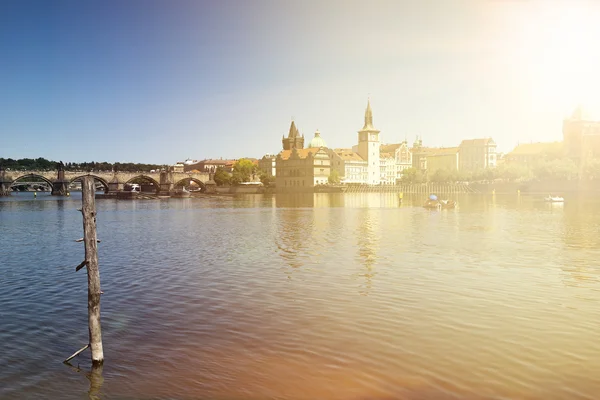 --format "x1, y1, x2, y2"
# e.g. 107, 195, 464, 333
472, 180, 600, 194
215, 185, 266, 194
